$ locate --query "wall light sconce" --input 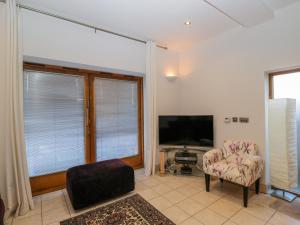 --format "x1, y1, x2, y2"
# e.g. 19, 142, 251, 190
166, 72, 177, 81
